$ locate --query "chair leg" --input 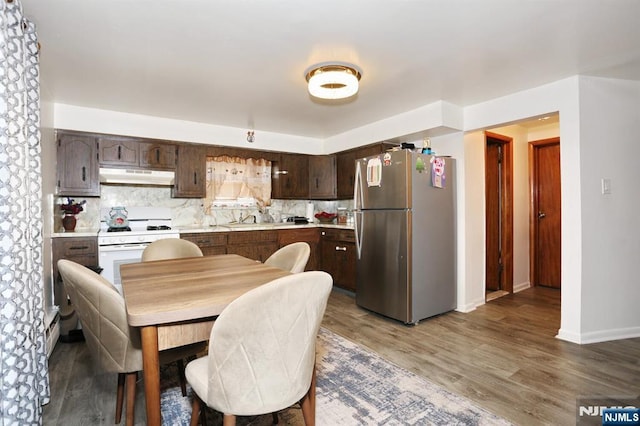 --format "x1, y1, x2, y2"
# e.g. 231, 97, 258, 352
299, 362, 317, 426
222, 414, 236, 426
190, 394, 201, 426
177, 359, 188, 396
125, 372, 137, 426
115, 373, 125, 424
272, 412, 279, 424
